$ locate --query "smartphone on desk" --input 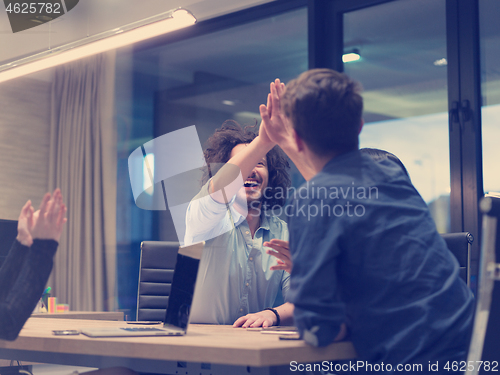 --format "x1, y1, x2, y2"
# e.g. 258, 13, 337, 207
279, 334, 301, 340
261, 326, 299, 335
53, 330, 80, 335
